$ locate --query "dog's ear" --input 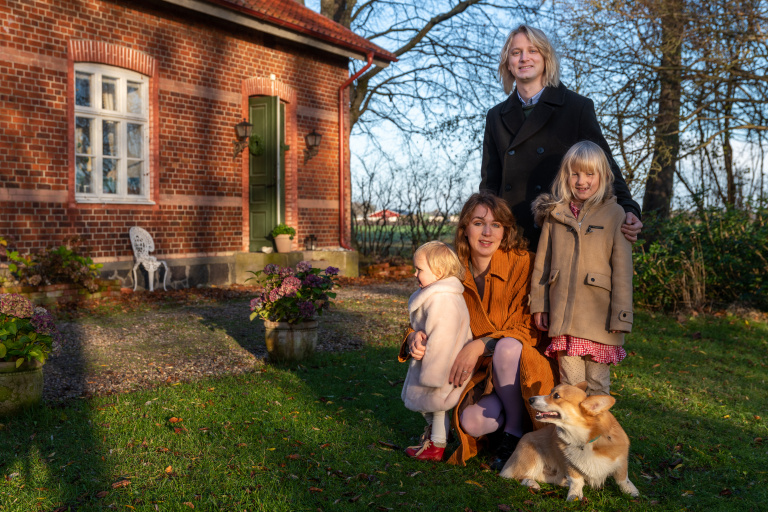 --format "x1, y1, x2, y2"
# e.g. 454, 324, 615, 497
580, 395, 616, 416
575, 381, 588, 392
